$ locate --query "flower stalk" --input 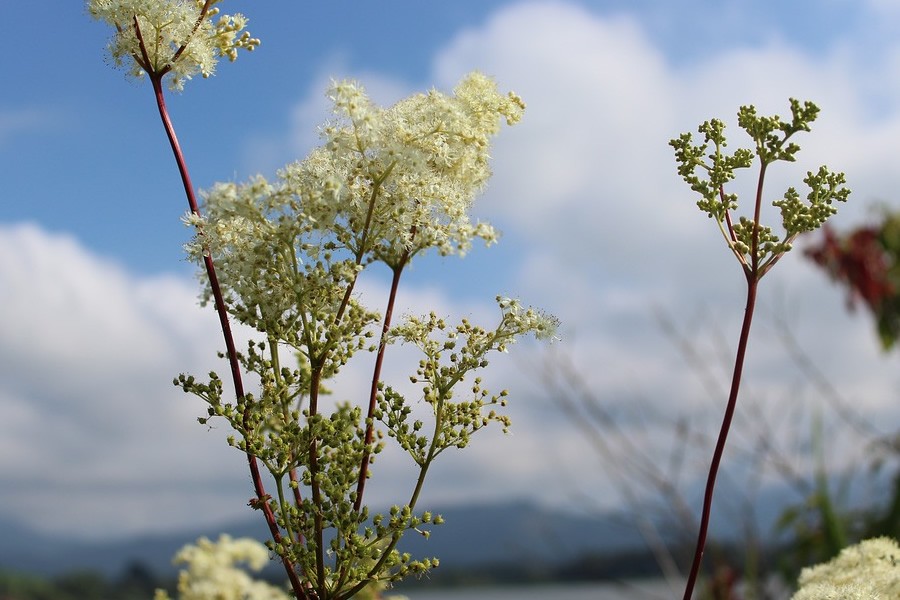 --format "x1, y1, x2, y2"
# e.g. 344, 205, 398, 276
354, 255, 409, 514
671, 99, 849, 599
146, 40, 311, 600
